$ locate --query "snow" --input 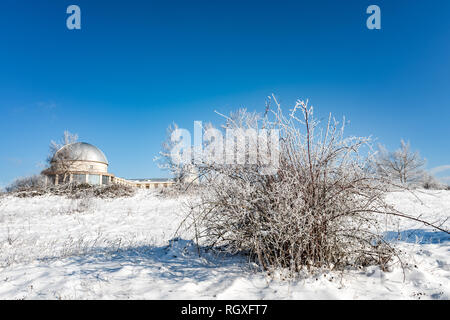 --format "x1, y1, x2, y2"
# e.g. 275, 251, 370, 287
0, 189, 448, 300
